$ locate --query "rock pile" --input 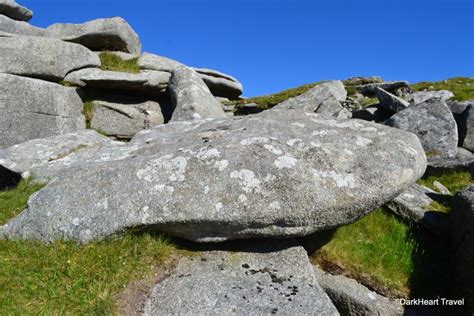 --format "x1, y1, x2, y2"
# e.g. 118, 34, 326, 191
0, 1, 472, 315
